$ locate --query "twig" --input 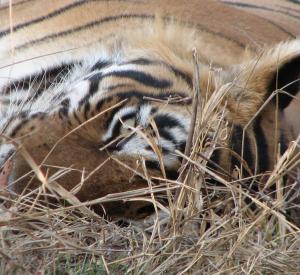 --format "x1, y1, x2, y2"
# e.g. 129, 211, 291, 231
174, 48, 201, 200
